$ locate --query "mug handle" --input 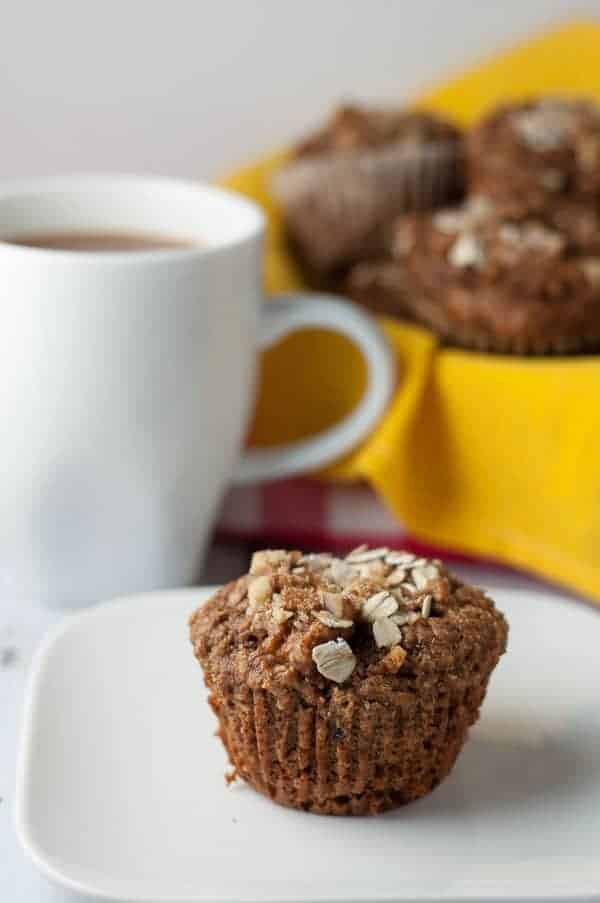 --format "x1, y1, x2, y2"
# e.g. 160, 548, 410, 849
233, 293, 396, 484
